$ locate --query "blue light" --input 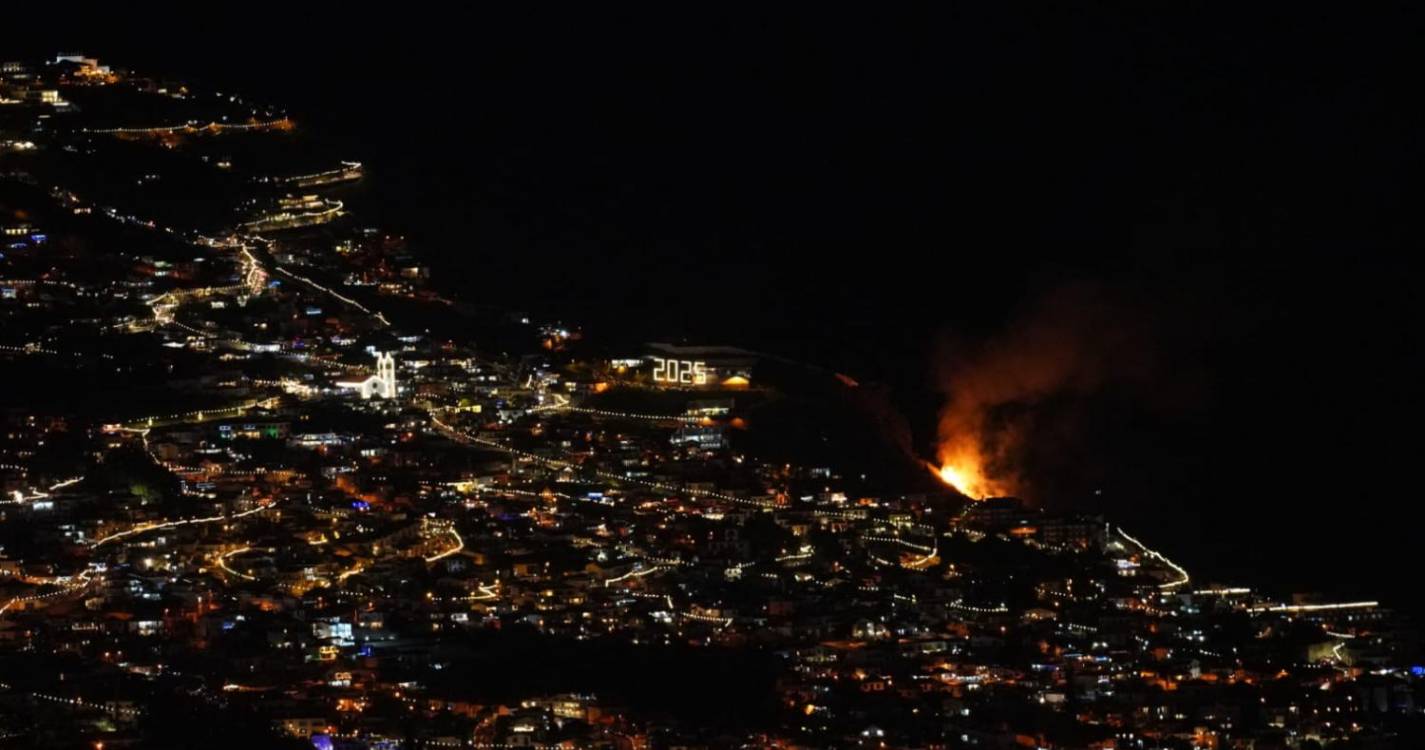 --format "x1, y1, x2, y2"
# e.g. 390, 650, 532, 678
1411, 665, 1425, 677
